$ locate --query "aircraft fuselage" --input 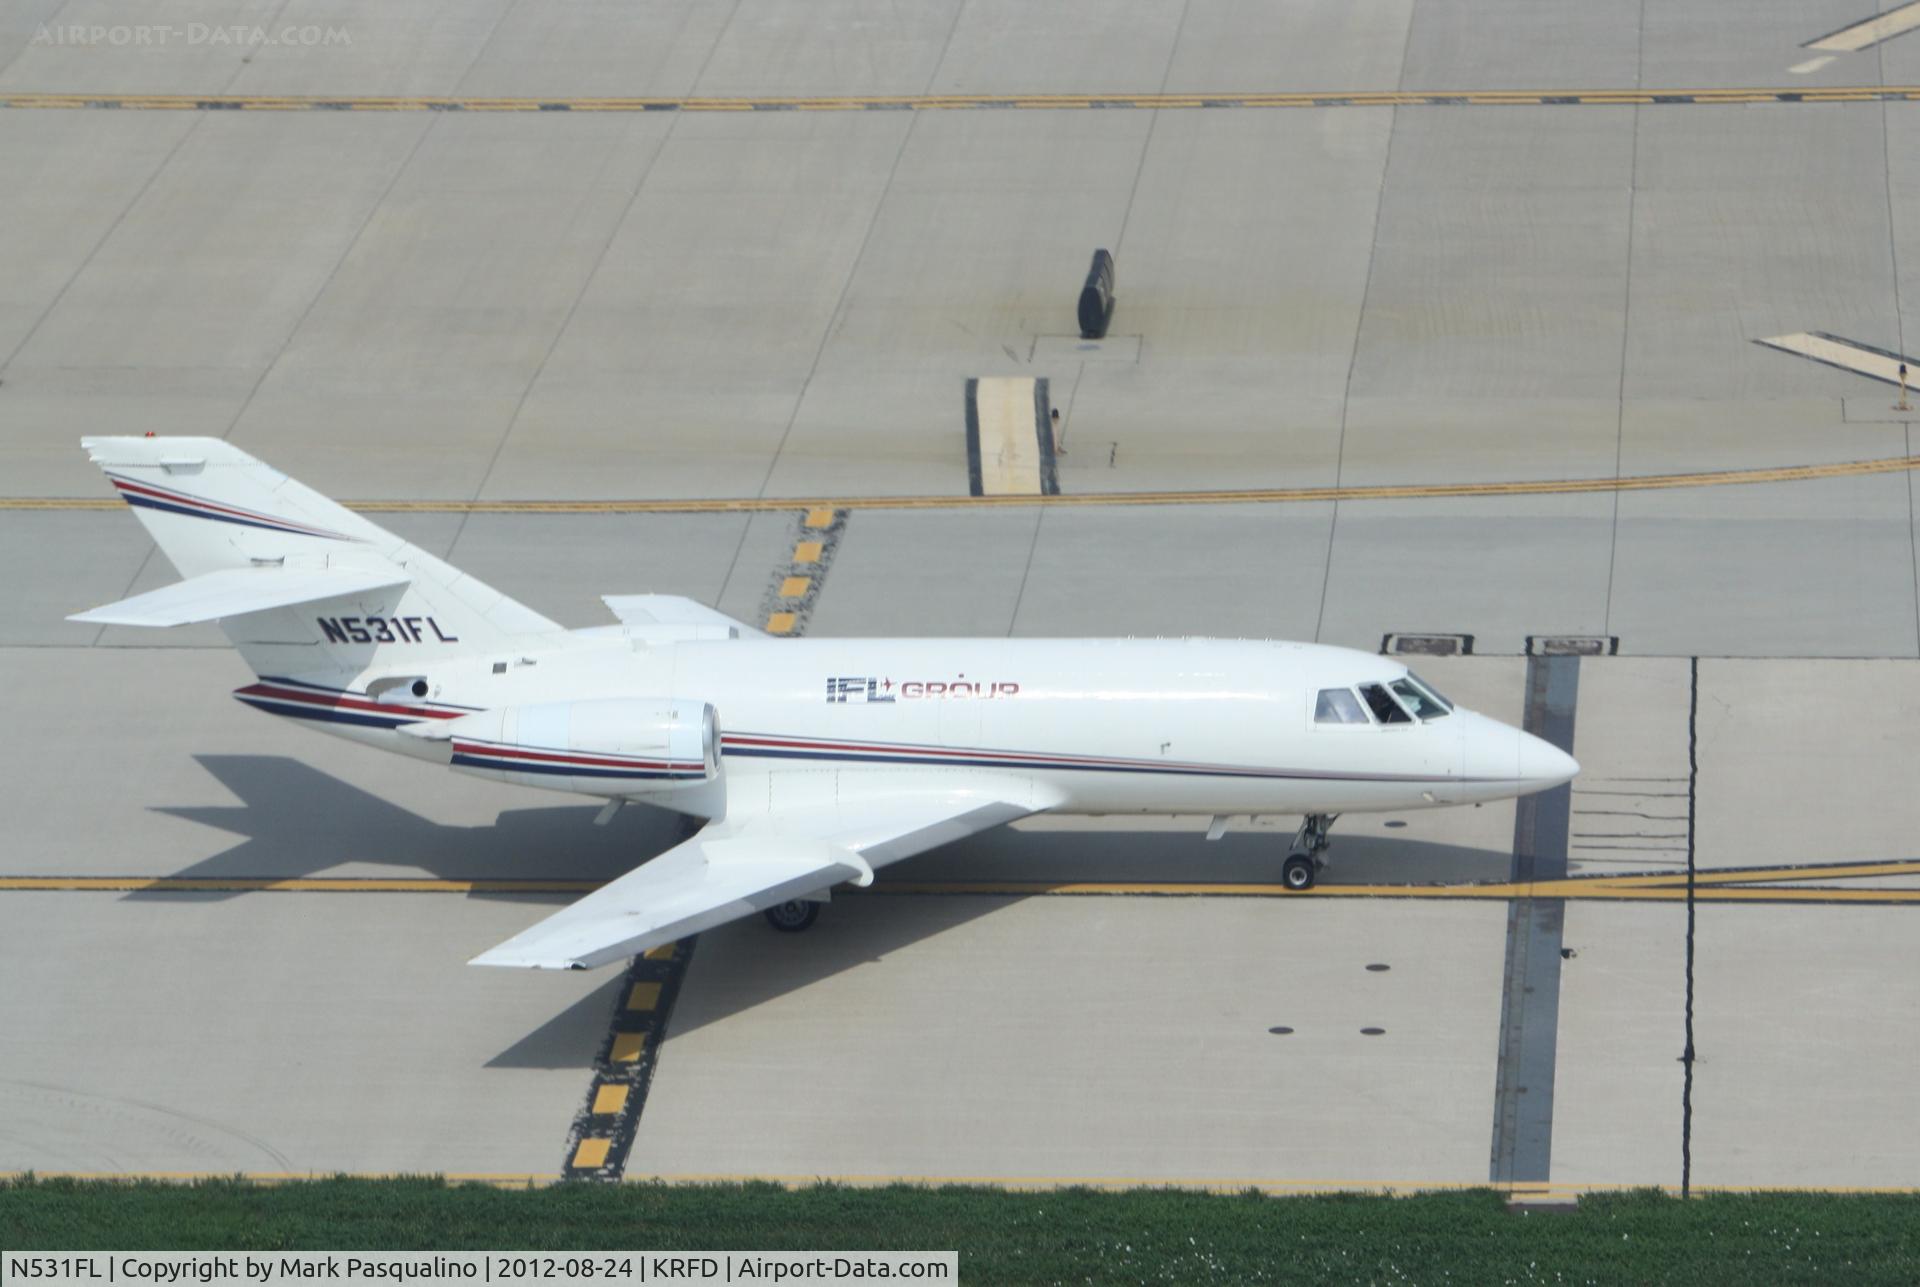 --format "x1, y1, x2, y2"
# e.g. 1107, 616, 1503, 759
254, 634, 1572, 819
